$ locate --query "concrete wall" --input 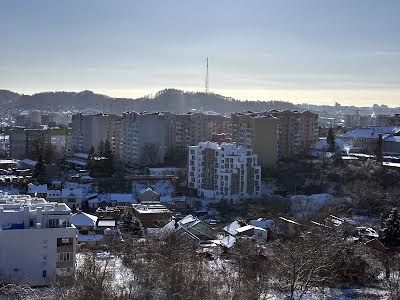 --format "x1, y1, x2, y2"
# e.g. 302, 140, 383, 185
0, 227, 77, 286
254, 117, 278, 169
